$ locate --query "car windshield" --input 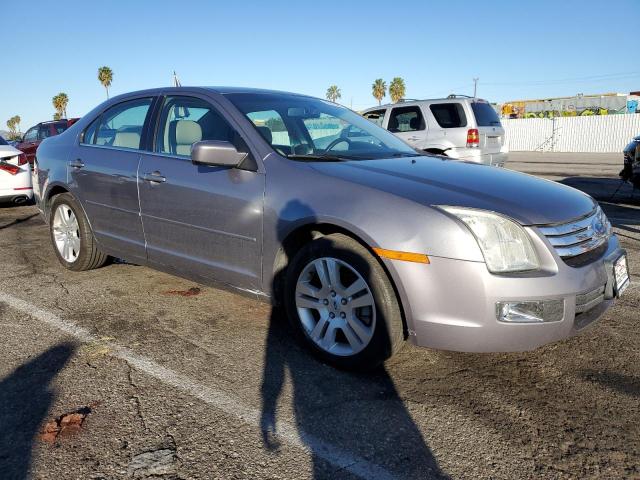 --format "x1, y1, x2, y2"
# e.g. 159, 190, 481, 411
471, 102, 502, 127
0, 136, 8, 146
225, 93, 420, 160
